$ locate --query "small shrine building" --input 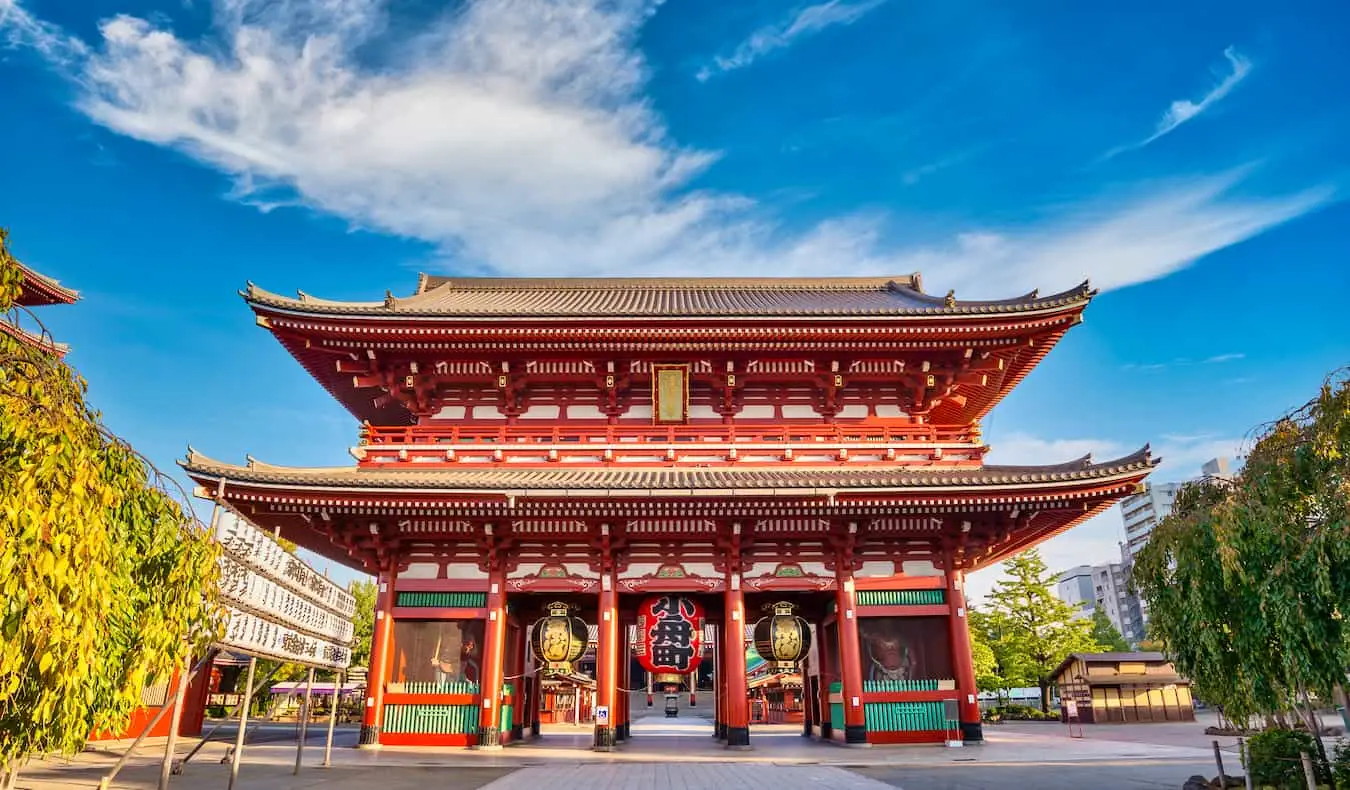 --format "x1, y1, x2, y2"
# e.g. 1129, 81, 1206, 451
182, 274, 1155, 749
